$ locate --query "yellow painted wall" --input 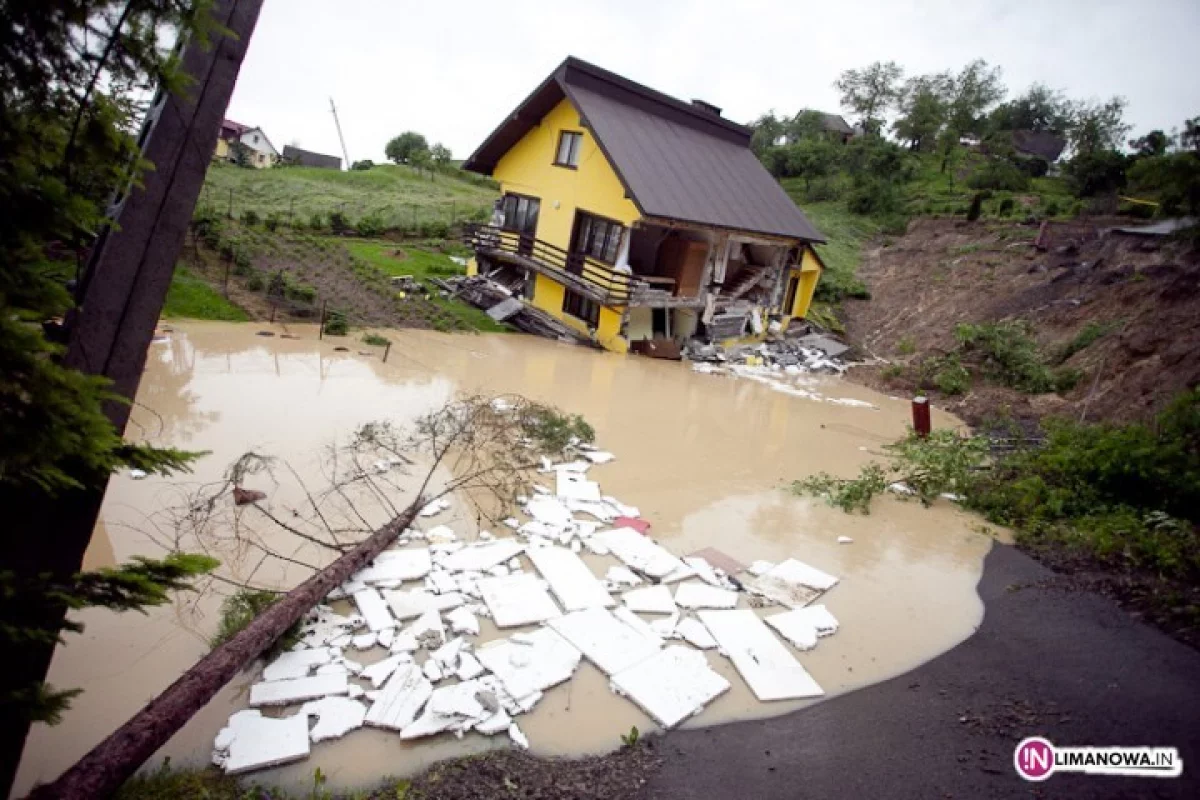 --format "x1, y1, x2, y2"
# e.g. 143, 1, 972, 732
491, 97, 638, 352
214, 138, 229, 160
786, 247, 823, 319
492, 98, 639, 252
